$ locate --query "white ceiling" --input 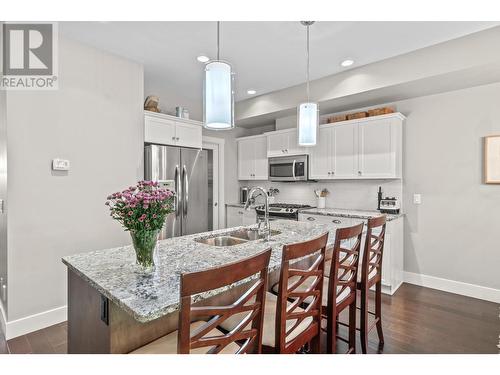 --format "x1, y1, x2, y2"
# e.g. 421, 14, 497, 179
61, 21, 499, 106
